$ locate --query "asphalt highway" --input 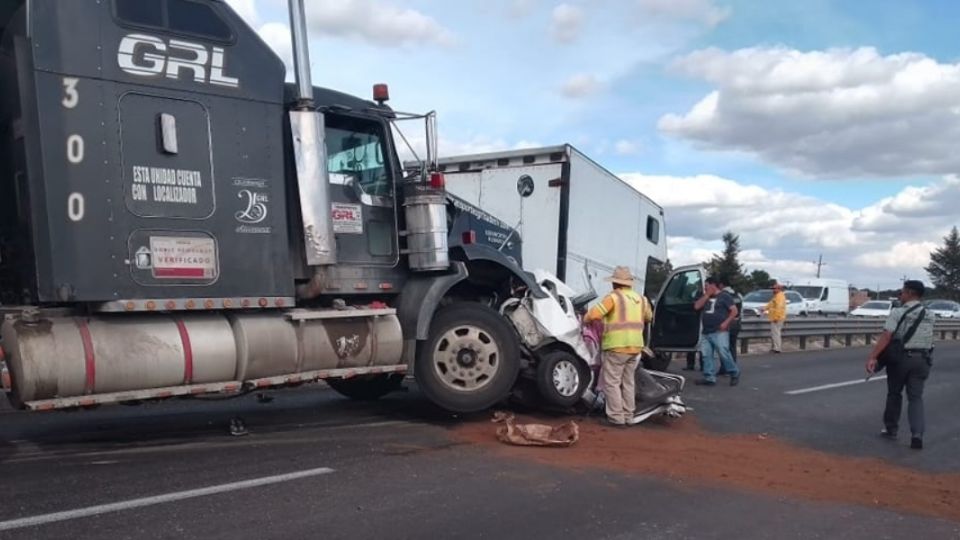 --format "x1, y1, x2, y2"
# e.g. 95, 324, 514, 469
1, 343, 958, 539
